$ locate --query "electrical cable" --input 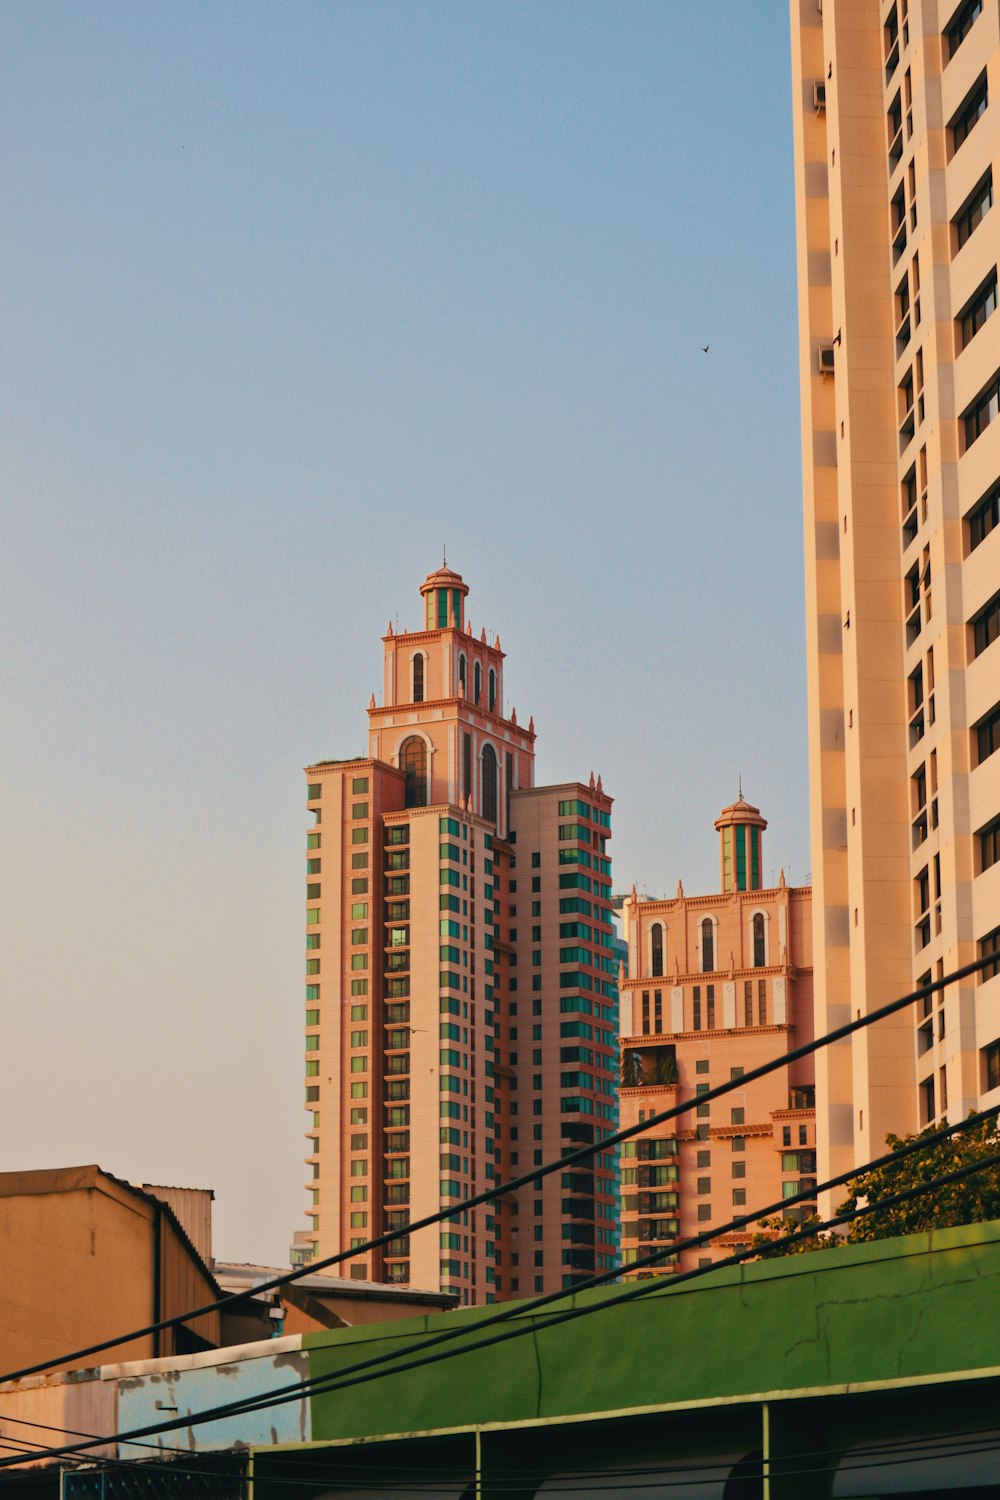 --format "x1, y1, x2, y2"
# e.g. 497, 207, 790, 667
2, 950, 992, 1389
4, 1129, 996, 1472
3, 1108, 996, 1474
13, 1408, 1000, 1490
202, 1104, 1000, 1429
17, 1419, 1000, 1494
171, 1143, 1000, 1427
